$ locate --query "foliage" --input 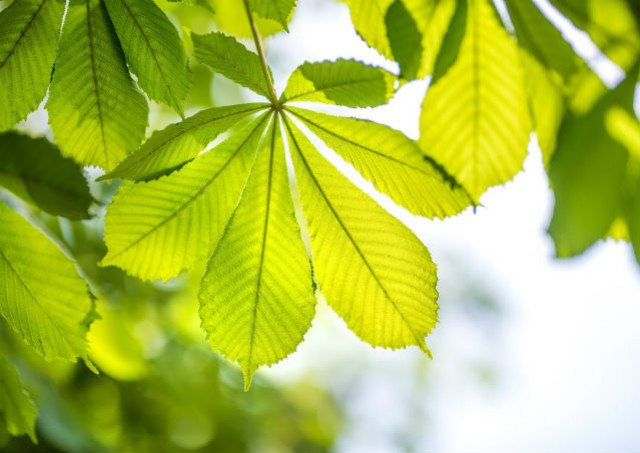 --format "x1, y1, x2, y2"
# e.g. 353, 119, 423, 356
0, 0, 639, 446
